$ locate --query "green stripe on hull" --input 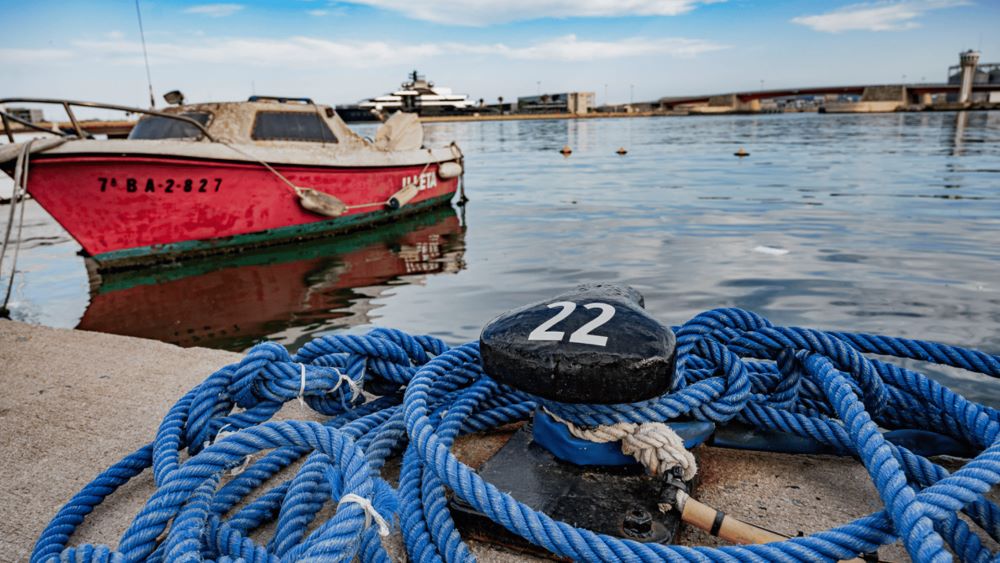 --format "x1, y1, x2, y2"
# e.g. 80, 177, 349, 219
91, 193, 456, 270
